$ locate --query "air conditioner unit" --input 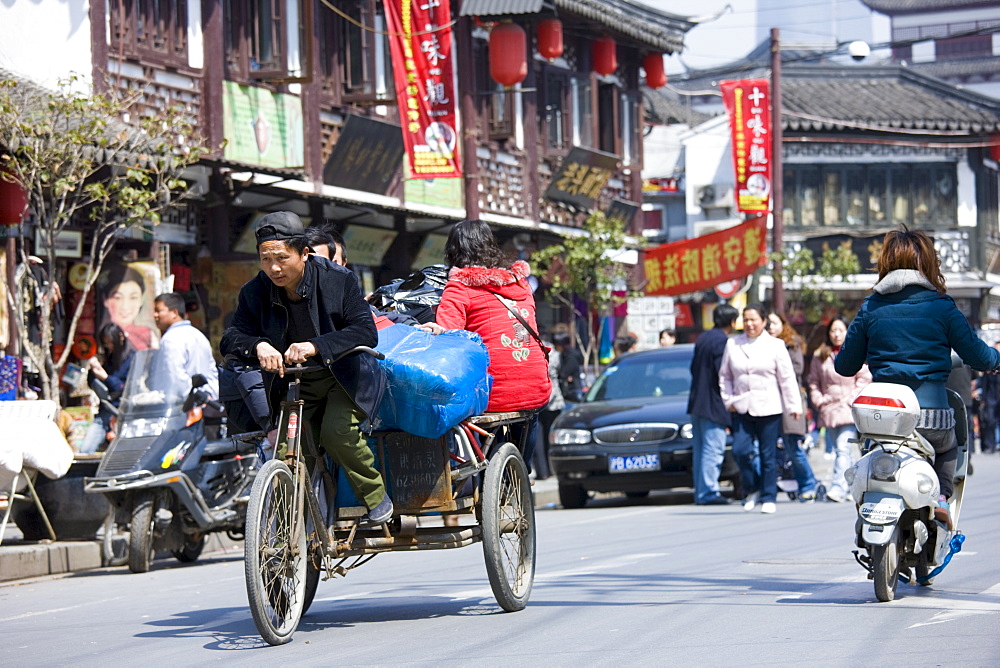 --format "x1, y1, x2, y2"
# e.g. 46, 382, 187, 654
696, 183, 735, 210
